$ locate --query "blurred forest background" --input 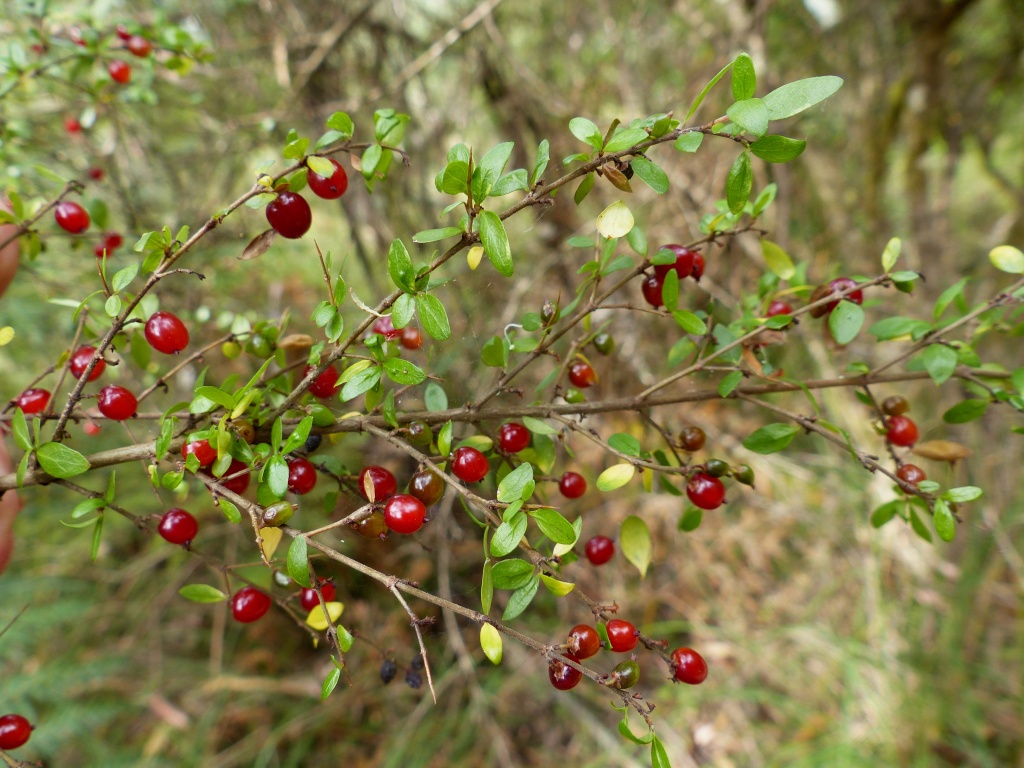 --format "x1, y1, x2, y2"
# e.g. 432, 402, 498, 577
1, 0, 1023, 766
